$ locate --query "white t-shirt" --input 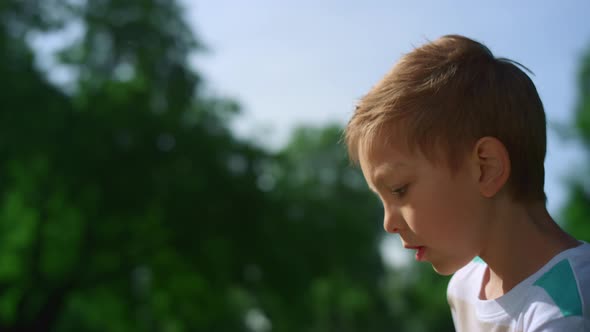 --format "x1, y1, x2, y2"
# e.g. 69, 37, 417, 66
447, 242, 590, 332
